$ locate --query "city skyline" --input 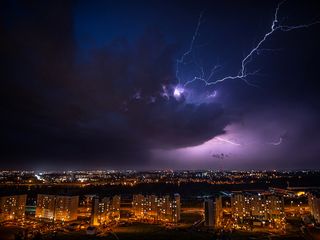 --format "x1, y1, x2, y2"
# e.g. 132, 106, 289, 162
1, 0, 320, 170
0, 169, 320, 239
